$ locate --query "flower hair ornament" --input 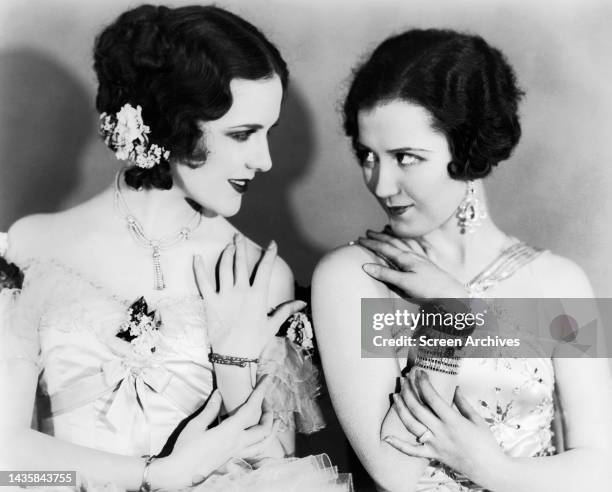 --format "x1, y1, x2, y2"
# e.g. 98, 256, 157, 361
99, 103, 170, 169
